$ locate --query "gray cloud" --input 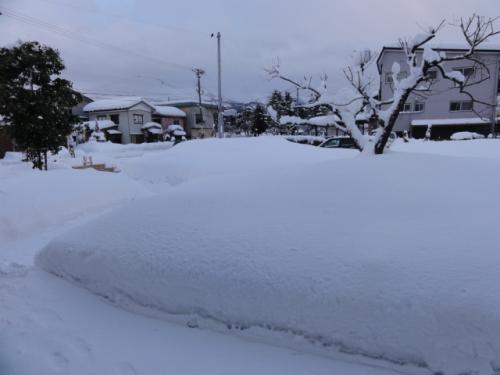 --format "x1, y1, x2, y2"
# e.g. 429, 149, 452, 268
1, 0, 499, 102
